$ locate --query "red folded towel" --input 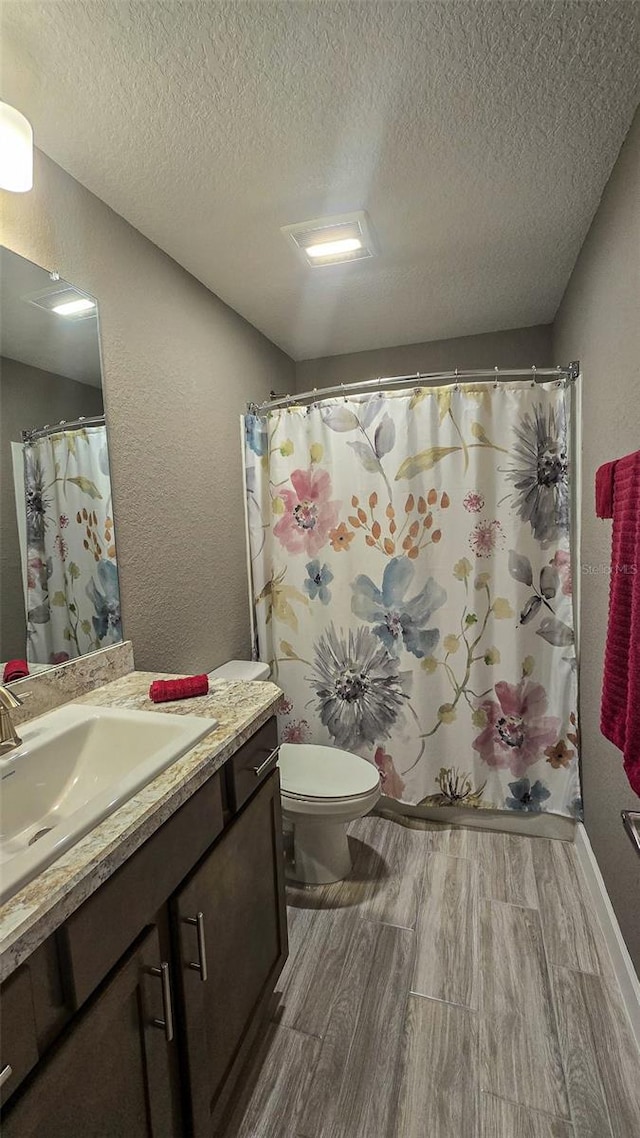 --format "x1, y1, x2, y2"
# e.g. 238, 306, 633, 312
149, 675, 209, 703
595, 460, 616, 518
3, 659, 29, 683
599, 450, 640, 796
